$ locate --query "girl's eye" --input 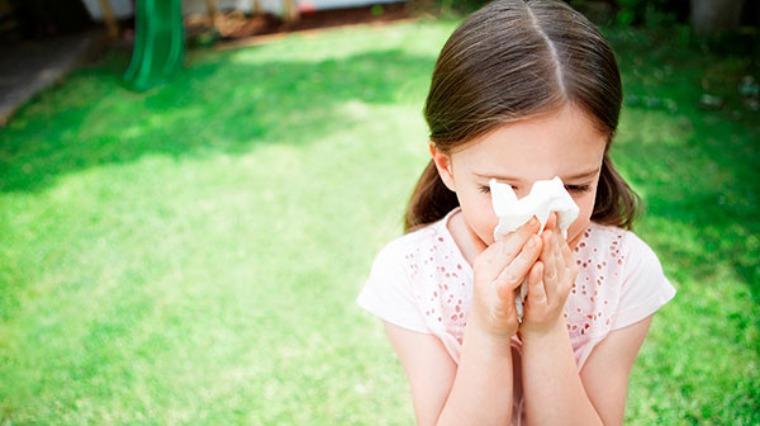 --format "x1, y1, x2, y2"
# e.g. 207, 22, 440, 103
479, 184, 518, 194
565, 184, 591, 193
